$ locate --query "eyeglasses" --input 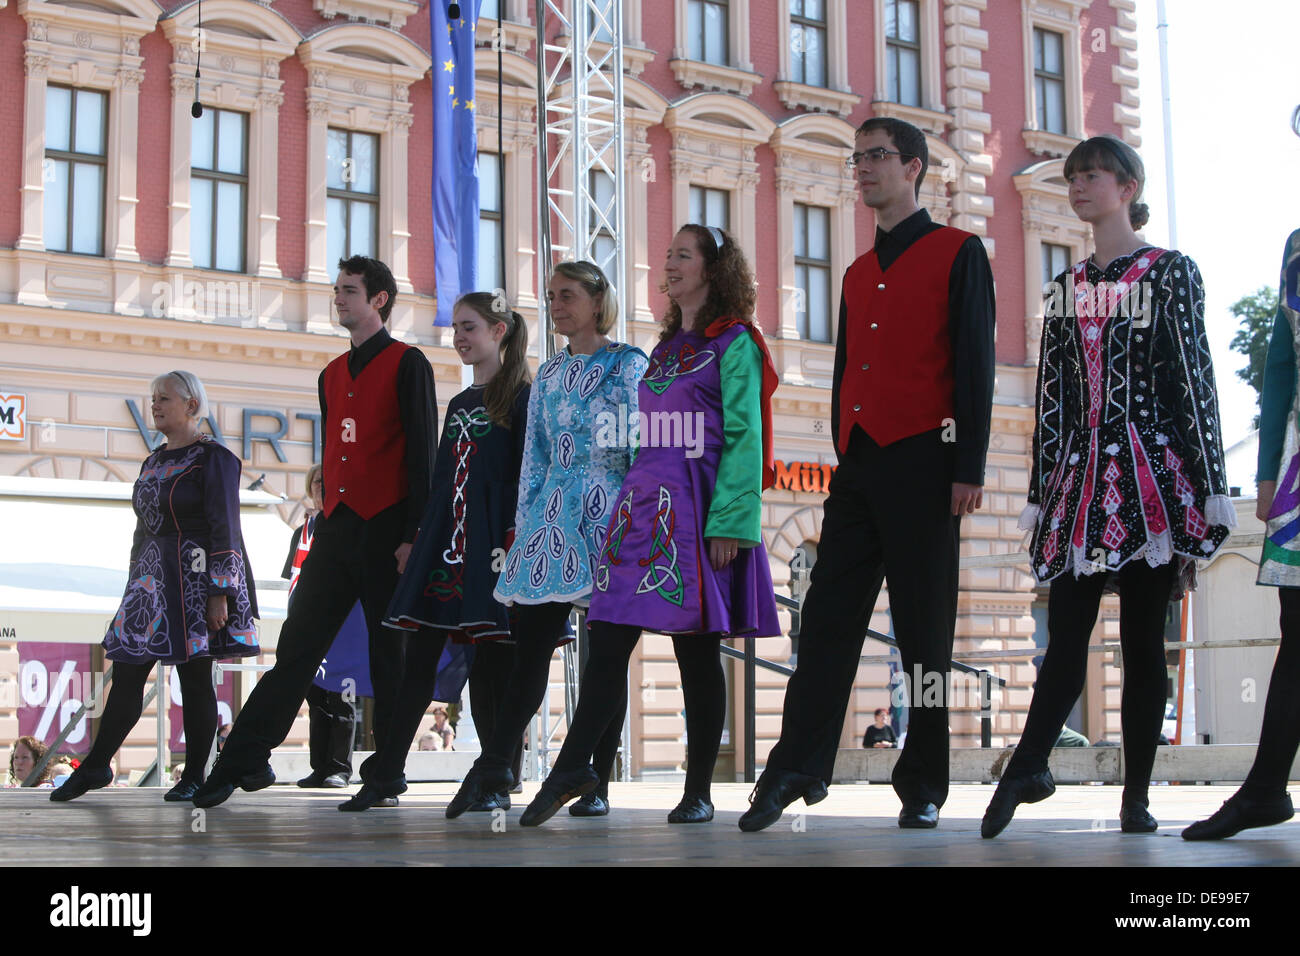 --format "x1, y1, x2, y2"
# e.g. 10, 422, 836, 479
846, 148, 912, 170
